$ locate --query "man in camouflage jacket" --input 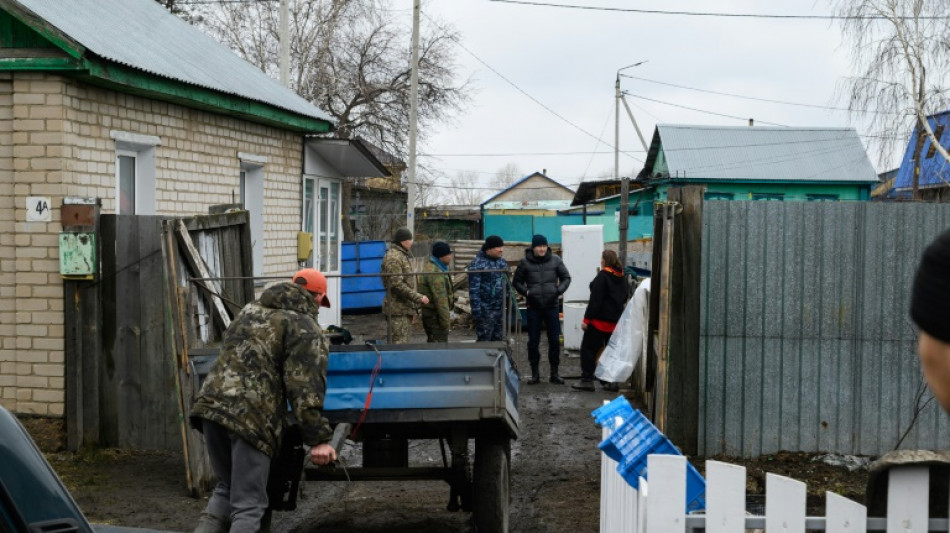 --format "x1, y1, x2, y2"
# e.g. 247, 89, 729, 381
190, 269, 336, 533
418, 241, 455, 342
381, 227, 429, 343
